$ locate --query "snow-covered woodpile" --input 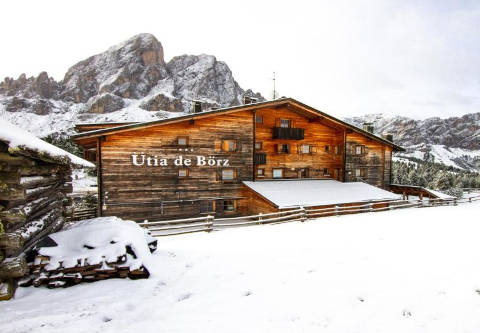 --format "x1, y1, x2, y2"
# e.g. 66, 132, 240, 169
0, 119, 94, 300
20, 217, 157, 288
